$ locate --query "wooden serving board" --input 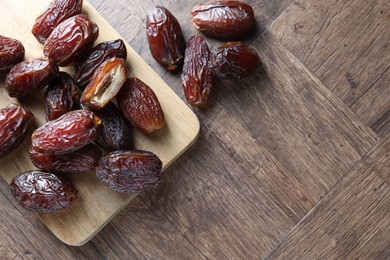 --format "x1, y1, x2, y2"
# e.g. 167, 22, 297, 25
0, 0, 199, 246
